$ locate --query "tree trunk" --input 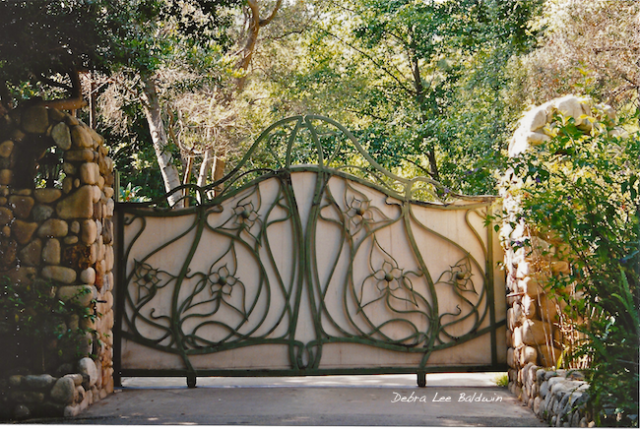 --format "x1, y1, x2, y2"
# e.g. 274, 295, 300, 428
197, 149, 214, 188
236, 0, 283, 92
211, 150, 226, 197
195, 149, 214, 203
140, 74, 182, 207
